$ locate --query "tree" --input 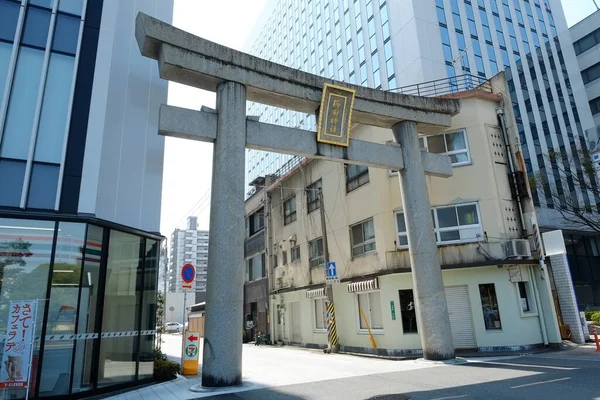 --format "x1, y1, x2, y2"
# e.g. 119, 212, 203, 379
532, 147, 600, 232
